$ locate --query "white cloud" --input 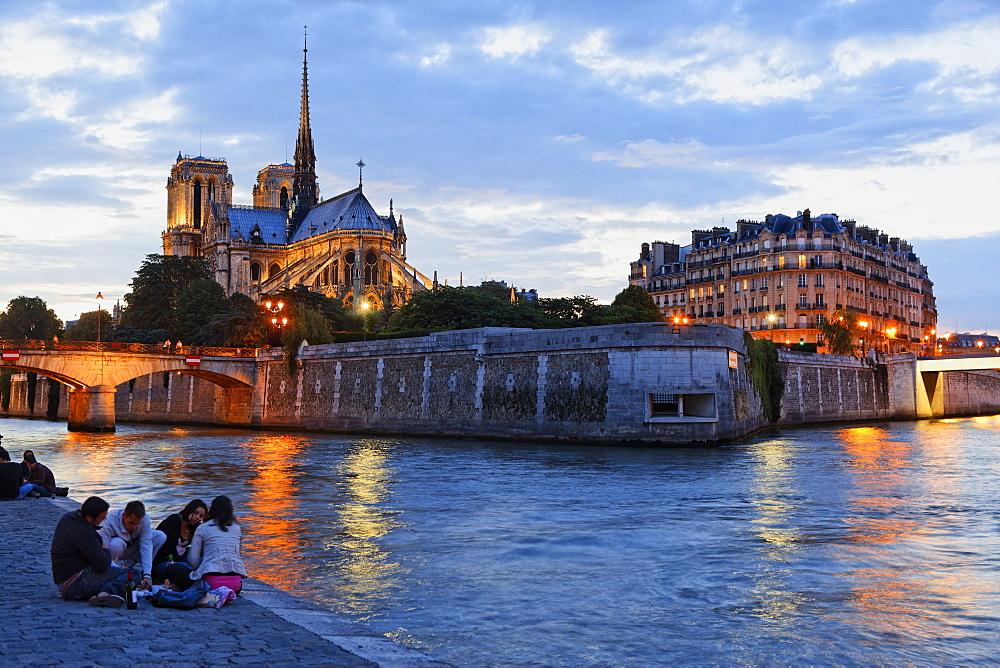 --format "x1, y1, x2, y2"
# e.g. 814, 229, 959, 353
570, 27, 823, 105
421, 43, 452, 67
833, 18, 1000, 102
553, 134, 586, 143
480, 24, 551, 59
592, 138, 712, 168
